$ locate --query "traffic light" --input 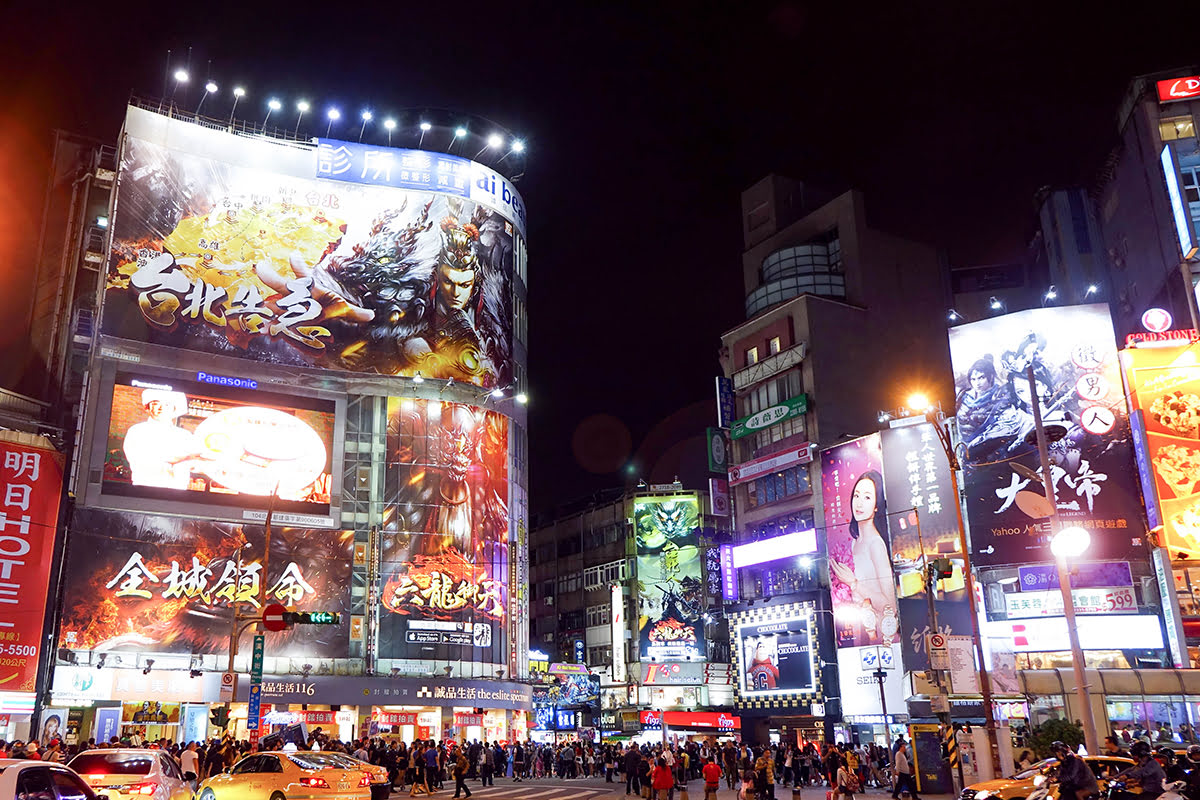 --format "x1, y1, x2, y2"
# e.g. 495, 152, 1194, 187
210, 706, 230, 729
282, 611, 342, 625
